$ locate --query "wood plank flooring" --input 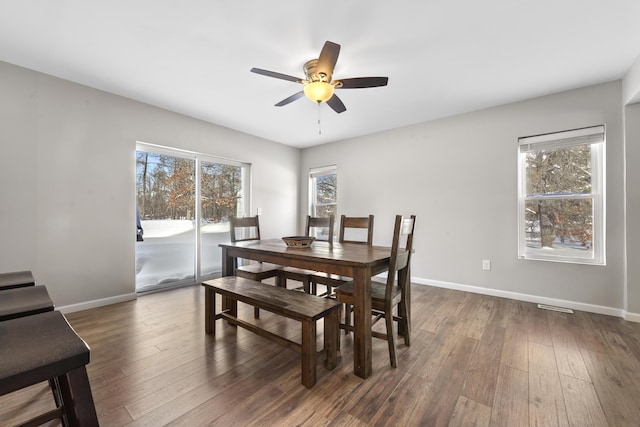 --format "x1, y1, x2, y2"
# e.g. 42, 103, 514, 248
2, 283, 640, 426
